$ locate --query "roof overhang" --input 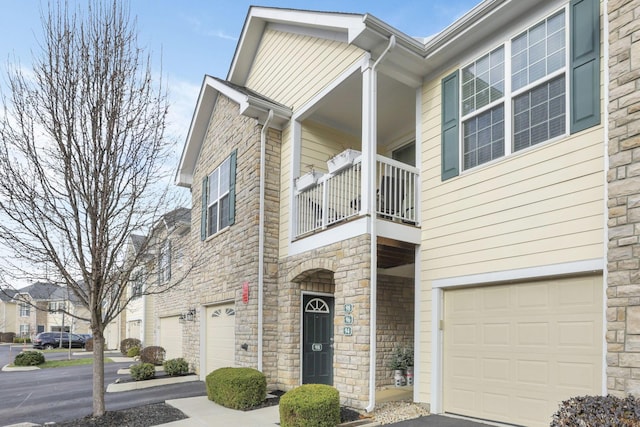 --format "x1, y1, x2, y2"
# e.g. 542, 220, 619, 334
175, 75, 291, 188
